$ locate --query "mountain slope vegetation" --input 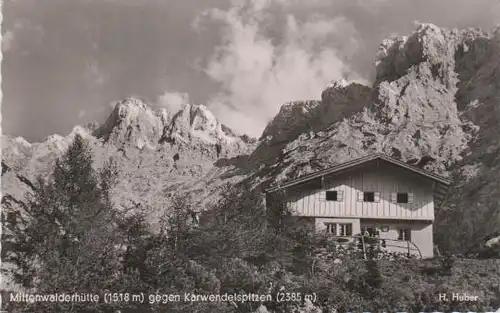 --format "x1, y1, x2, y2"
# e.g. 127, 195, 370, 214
2, 24, 500, 311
